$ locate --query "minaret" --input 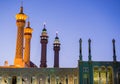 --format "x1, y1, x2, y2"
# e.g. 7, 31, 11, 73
79, 38, 82, 61
24, 21, 33, 67
53, 32, 60, 68
14, 6, 27, 67
40, 24, 48, 68
112, 39, 117, 62
88, 38, 92, 61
